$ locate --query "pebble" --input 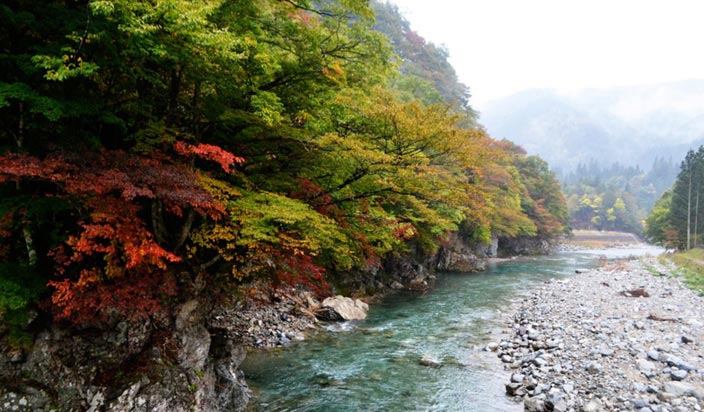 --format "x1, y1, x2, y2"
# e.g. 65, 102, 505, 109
583, 399, 602, 411
511, 373, 525, 383
493, 256, 704, 411
671, 369, 688, 381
